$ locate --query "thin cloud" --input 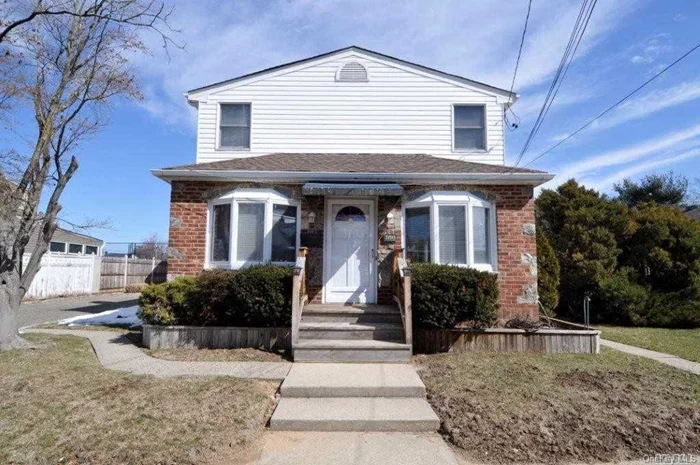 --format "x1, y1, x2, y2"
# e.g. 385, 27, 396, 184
547, 123, 700, 186
587, 147, 700, 192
